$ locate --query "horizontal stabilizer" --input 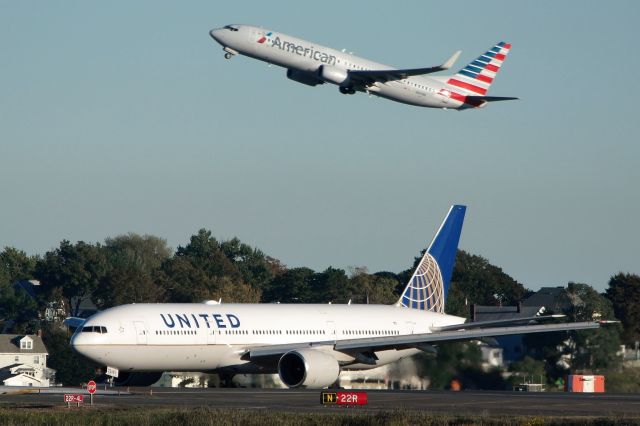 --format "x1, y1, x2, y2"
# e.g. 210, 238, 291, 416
466, 96, 519, 103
